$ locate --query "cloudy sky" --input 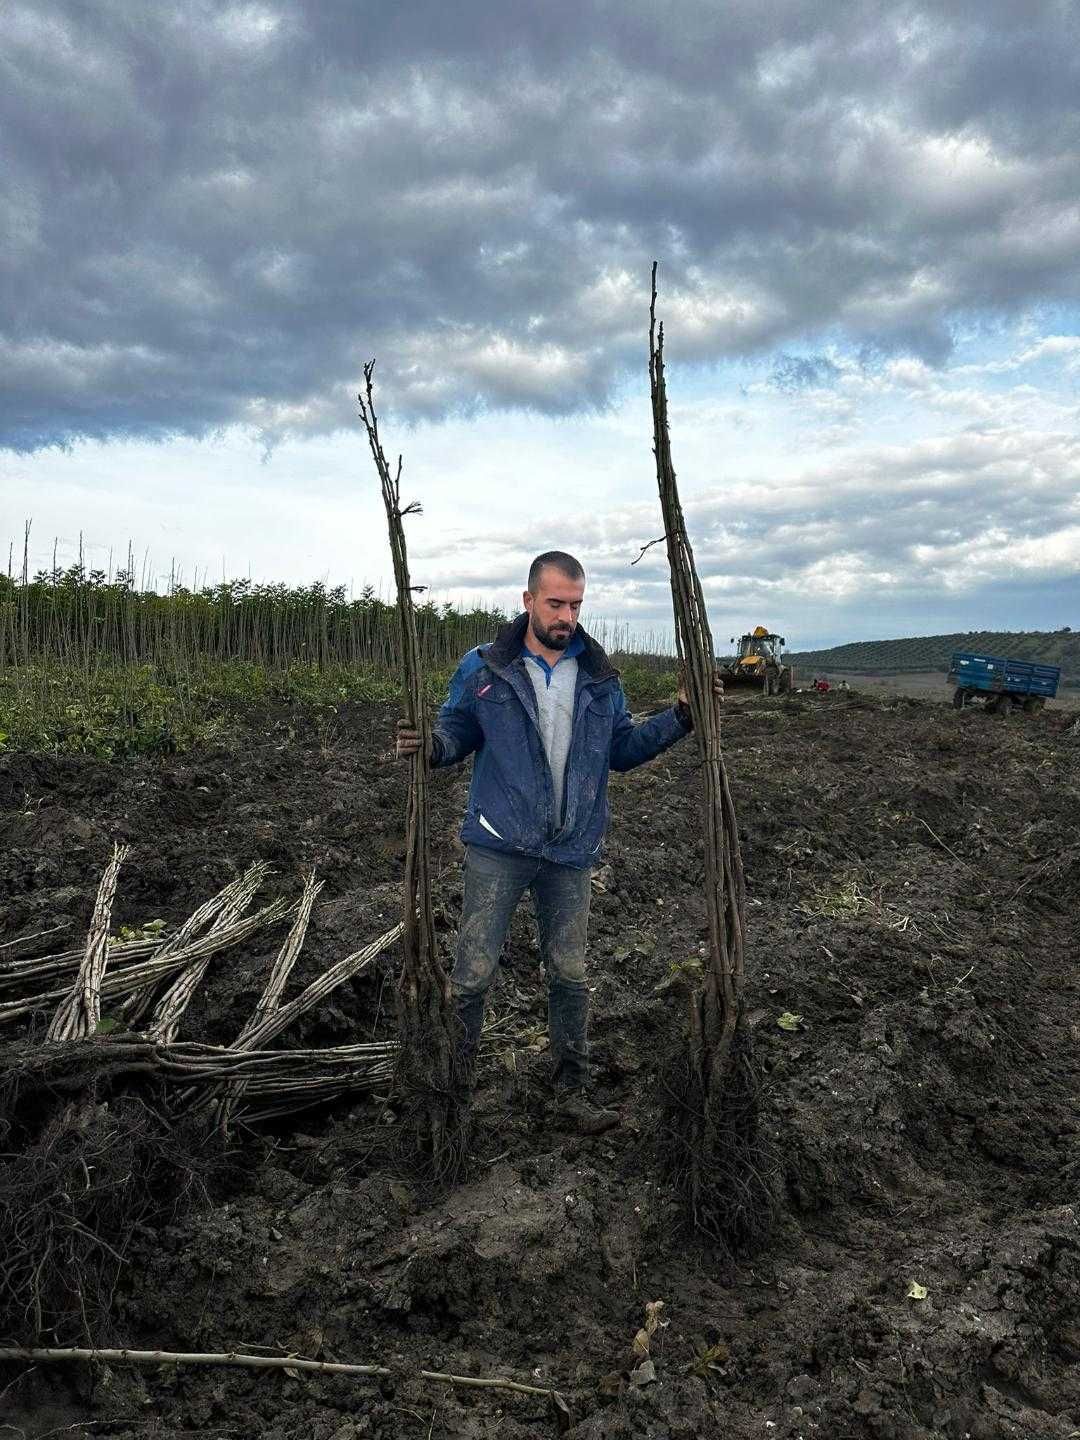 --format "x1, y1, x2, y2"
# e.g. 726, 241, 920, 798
3, 1, 1078, 648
